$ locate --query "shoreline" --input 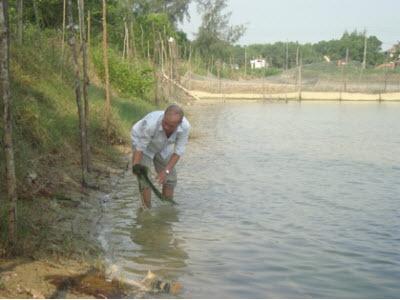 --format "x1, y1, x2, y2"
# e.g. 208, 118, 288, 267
0, 147, 132, 298
190, 90, 400, 102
